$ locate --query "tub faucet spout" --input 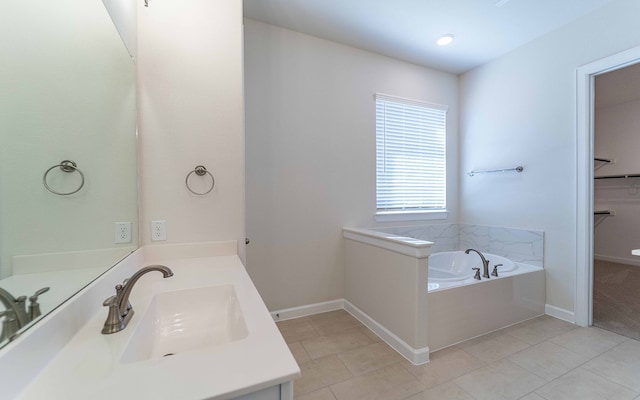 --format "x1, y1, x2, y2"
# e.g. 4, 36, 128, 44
465, 249, 490, 279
